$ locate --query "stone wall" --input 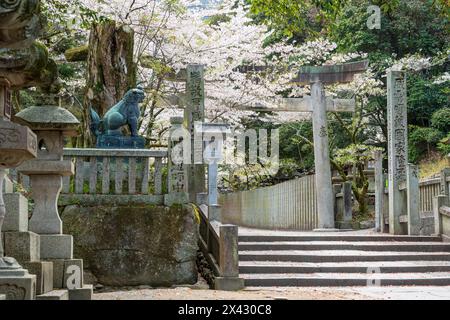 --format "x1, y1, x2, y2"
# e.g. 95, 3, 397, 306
60, 204, 199, 287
